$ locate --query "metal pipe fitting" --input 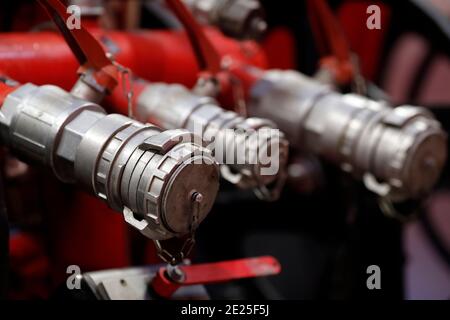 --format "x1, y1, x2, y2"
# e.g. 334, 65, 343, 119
0, 83, 219, 240
136, 83, 289, 201
249, 70, 447, 202
182, 0, 267, 39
